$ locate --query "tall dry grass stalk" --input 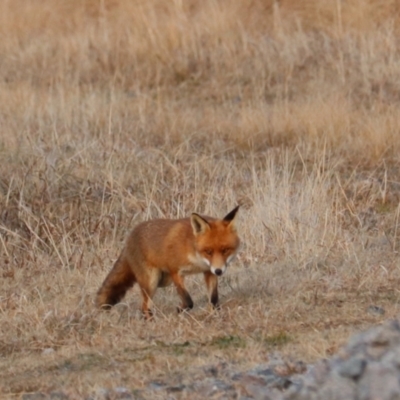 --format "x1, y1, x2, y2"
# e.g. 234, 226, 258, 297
1, 0, 400, 397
